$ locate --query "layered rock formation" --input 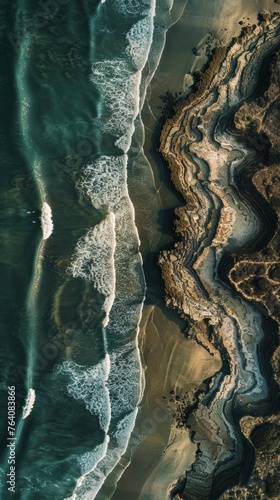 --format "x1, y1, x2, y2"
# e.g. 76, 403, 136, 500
158, 13, 280, 499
